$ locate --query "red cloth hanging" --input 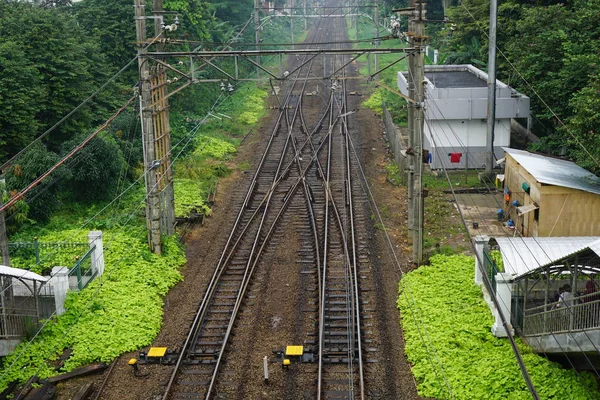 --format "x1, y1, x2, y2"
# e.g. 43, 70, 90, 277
449, 152, 462, 163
